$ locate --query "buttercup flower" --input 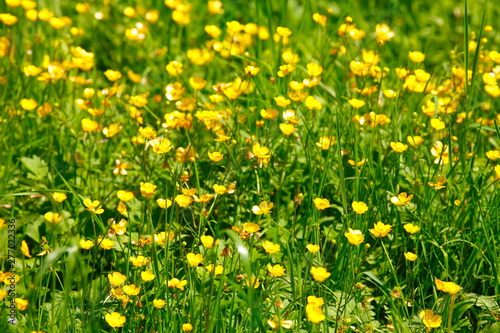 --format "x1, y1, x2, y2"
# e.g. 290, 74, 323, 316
404, 252, 418, 261
105, 312, 126, 328
252, 201, 273, 215
313, 198, 330, 210
391, 192, 413, 206
369, 222, 393, 238
267, 264, 286, 277
306, 244, 320, 253
404, 223, 421, 234
310, 266, 331, 282
434, 278, 461, 294
140, 182, 157, 198
352, 201, 368, 214
345, 228, 364, 245
419, 309, 441, 329
168, 278, 187, 290
262, 240, 280, 254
